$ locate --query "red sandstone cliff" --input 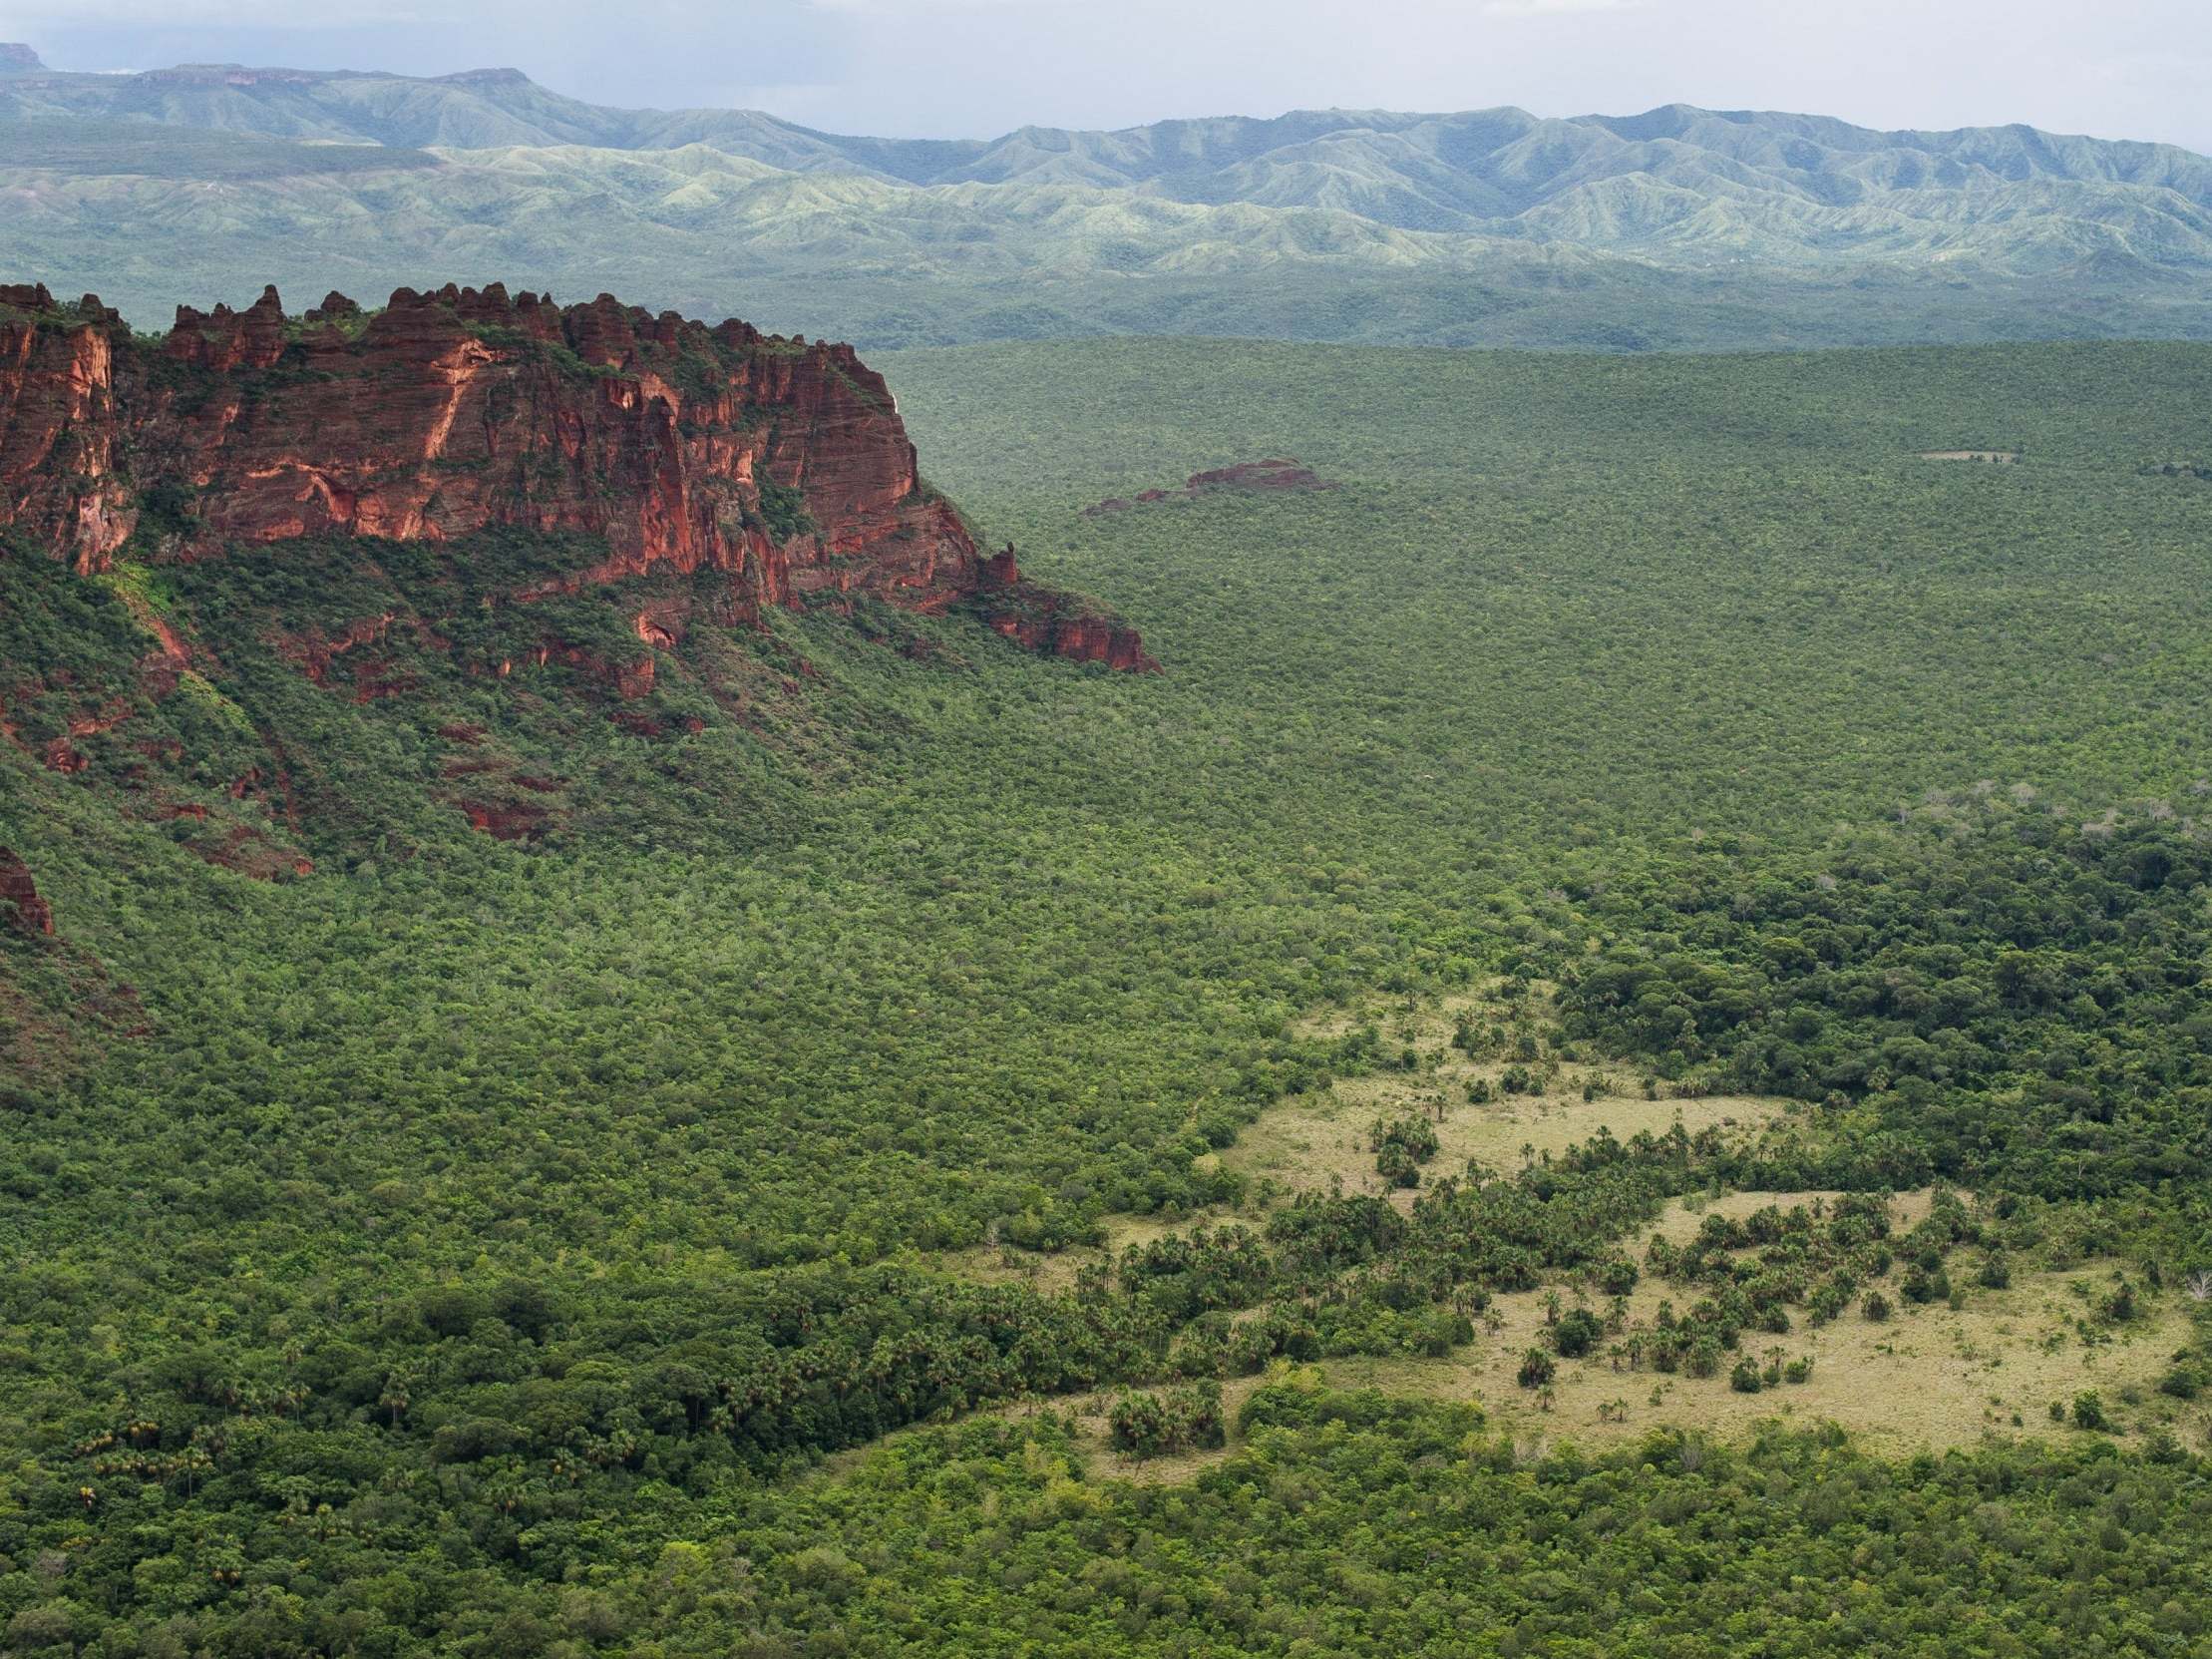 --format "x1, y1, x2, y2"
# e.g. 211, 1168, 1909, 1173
975, 545, 1156, 671
0, 280, 1153, 670
0, 847, 55, 936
